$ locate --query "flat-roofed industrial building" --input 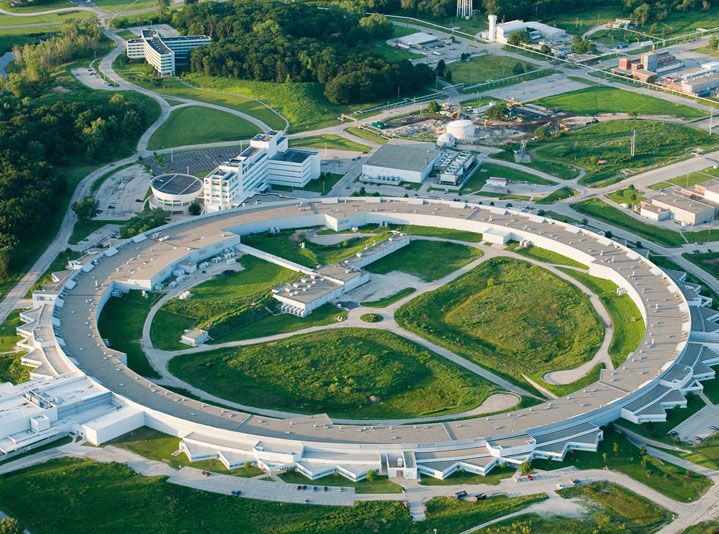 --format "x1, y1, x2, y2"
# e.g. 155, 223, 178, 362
361, 140, 440, 185
651, 192, 716, 225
